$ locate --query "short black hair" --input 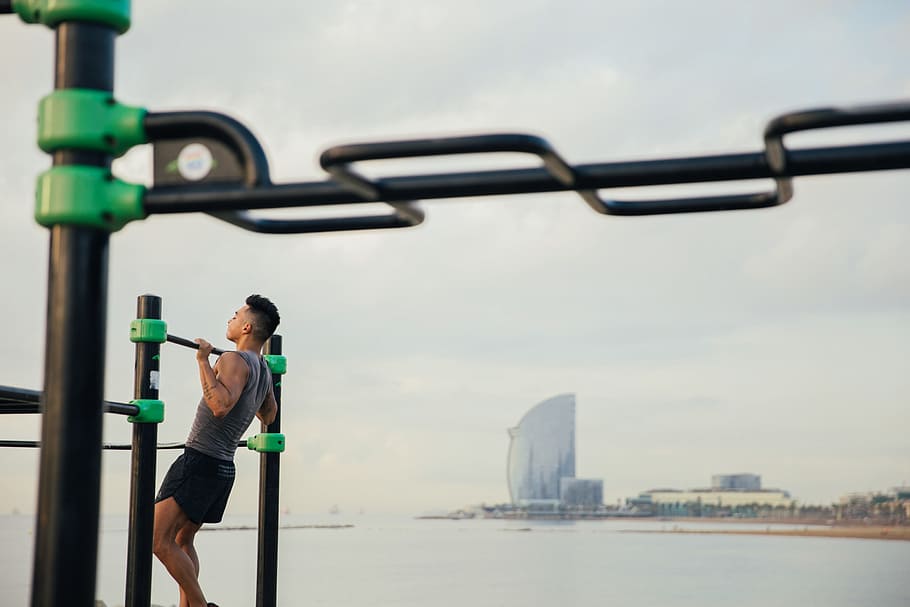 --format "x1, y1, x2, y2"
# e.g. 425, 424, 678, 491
246, 294, 280, 341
